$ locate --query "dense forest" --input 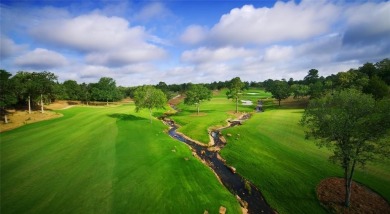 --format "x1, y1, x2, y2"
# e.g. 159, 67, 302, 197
1, 58, 389, 117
